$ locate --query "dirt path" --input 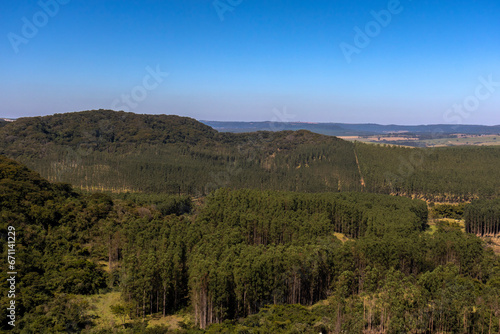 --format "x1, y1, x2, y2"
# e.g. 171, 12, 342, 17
354, 148, 366, 188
